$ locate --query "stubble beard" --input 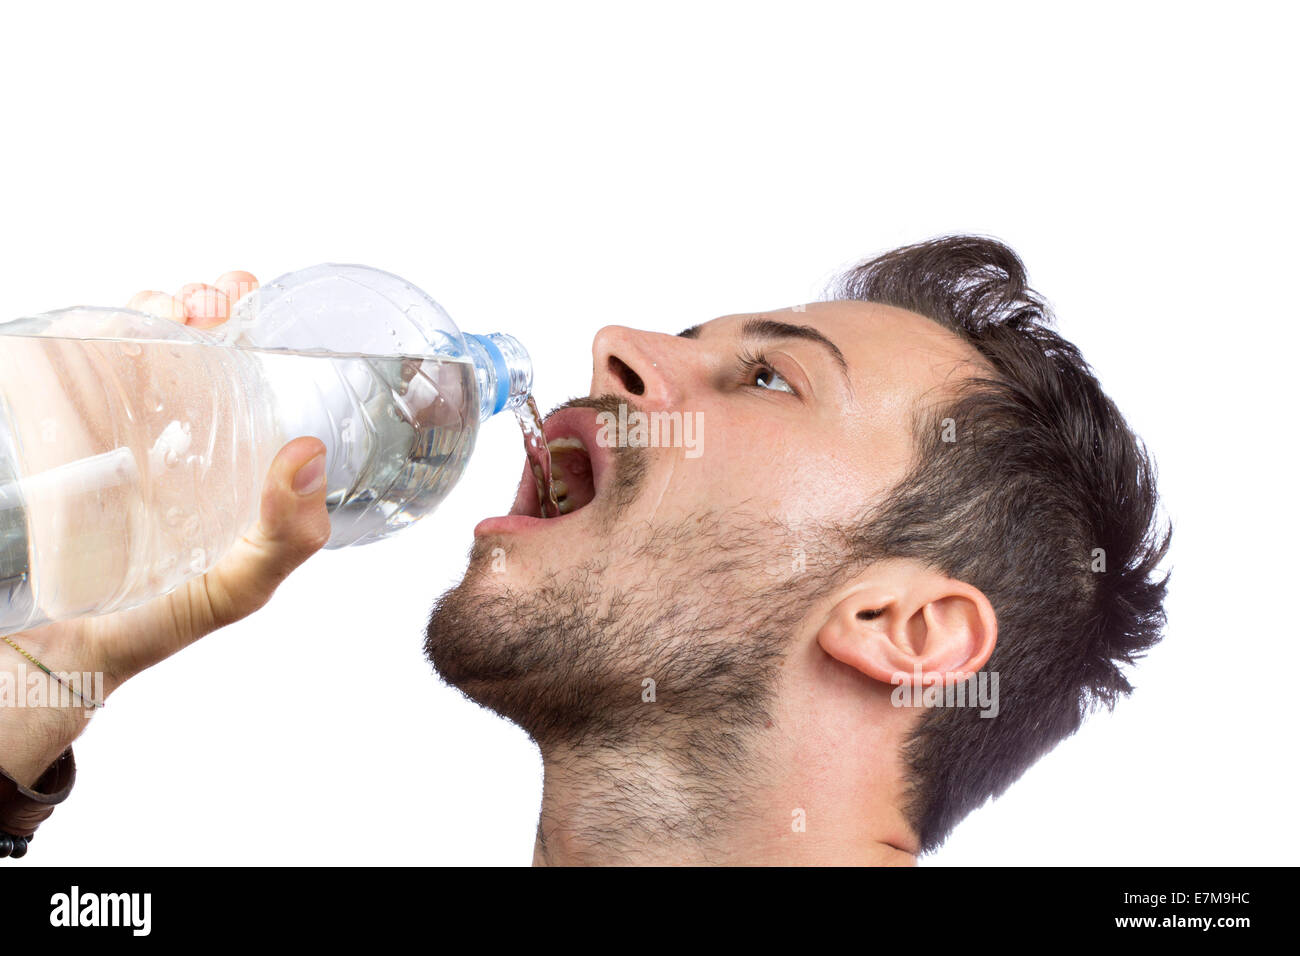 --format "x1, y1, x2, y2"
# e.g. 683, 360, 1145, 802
422, 397, 847, 843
